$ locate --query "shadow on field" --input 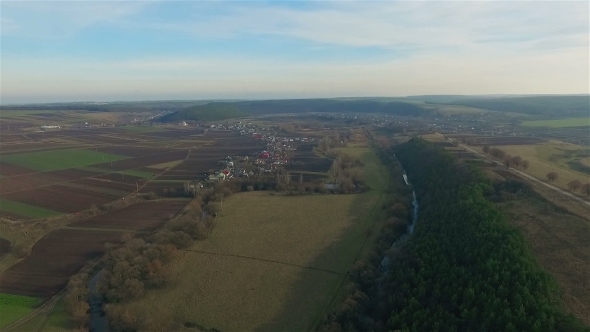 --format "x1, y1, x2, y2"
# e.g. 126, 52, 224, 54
254, 189, 385, 332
